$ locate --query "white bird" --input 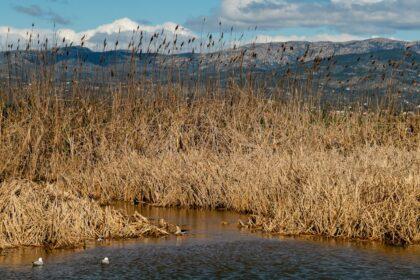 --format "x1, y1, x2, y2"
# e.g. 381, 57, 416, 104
32, 257, 43, 267
101, 257, 110, 265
